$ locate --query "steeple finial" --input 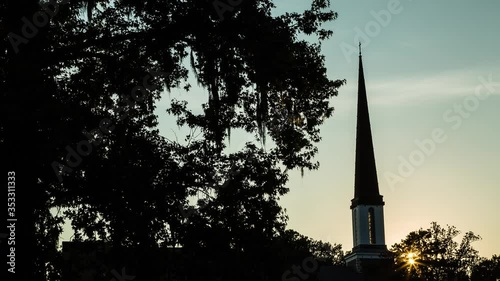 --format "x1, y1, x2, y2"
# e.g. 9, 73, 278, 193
359, 42, 362, 56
